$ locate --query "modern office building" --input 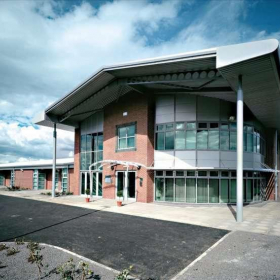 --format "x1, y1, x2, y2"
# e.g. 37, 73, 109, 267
31, 39, 280, 208
0, 158, 74, 192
